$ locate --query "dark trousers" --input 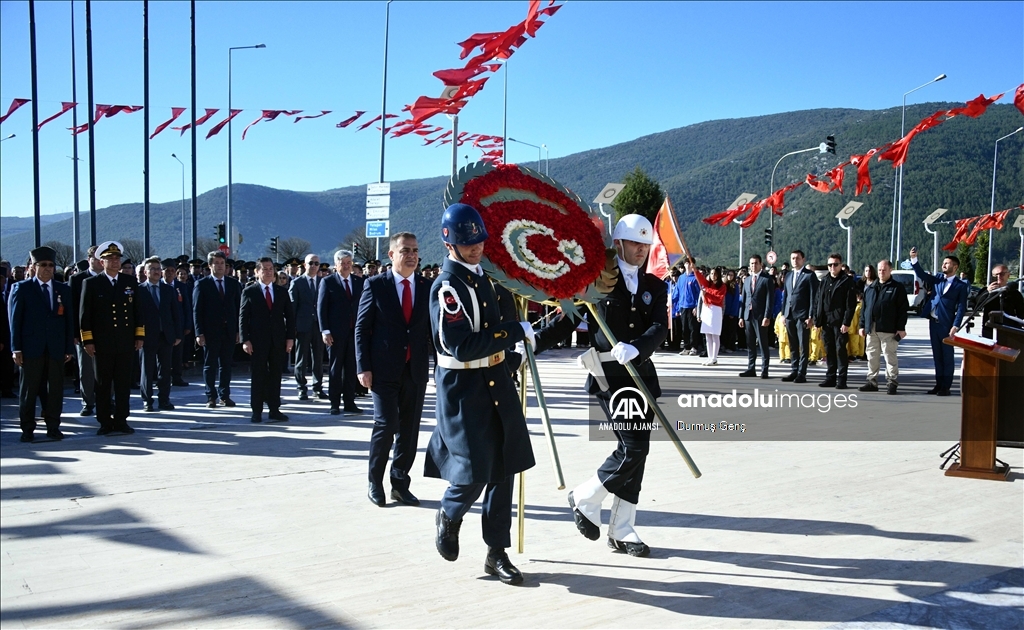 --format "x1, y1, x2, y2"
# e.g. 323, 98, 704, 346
294, 330, 324, 393
0, 347, 15, 394
95, 351, 132, 429
669, 315, 683, 350
327, 338, 356, 407
594, 391, 651, 504
171, 335, 185, 382
785, 318, 812, 377
367, 363, 426, 487
202, 334, 235, 401
822, 324, 850, 381
250, 340, 285, 413
141, 339, 172, 406
76, 343, 96, 407
722, 315, 738, 350
440, 477, 514, 549
744, 319, 771, 374
682, 308, 703, 351
929, 319, 956, 390
19, 355, 64, 433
